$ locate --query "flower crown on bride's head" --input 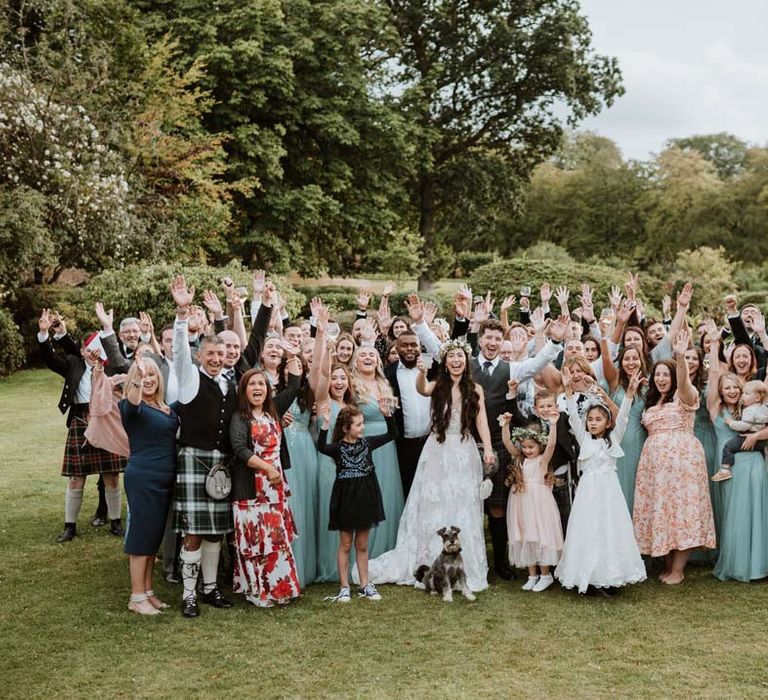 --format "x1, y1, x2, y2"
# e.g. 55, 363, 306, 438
438, 338, 472, 362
